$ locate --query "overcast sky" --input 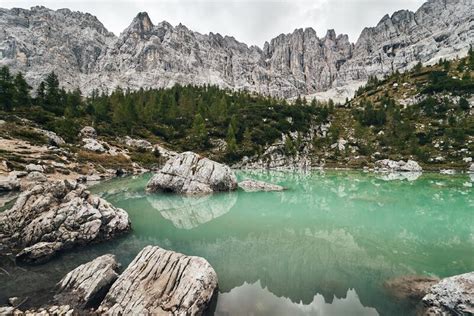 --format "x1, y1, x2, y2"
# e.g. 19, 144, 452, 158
2, 0, 426, 46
